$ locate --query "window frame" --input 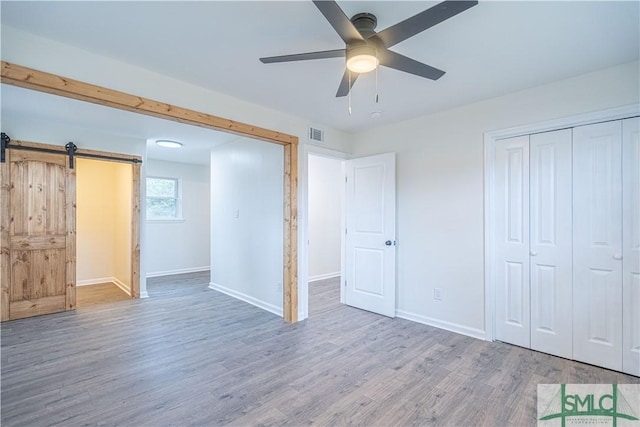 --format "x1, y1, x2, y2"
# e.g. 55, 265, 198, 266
146, 176, 184, 222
